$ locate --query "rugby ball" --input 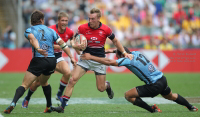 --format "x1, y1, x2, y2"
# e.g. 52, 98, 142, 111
75, 34, 87, 51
